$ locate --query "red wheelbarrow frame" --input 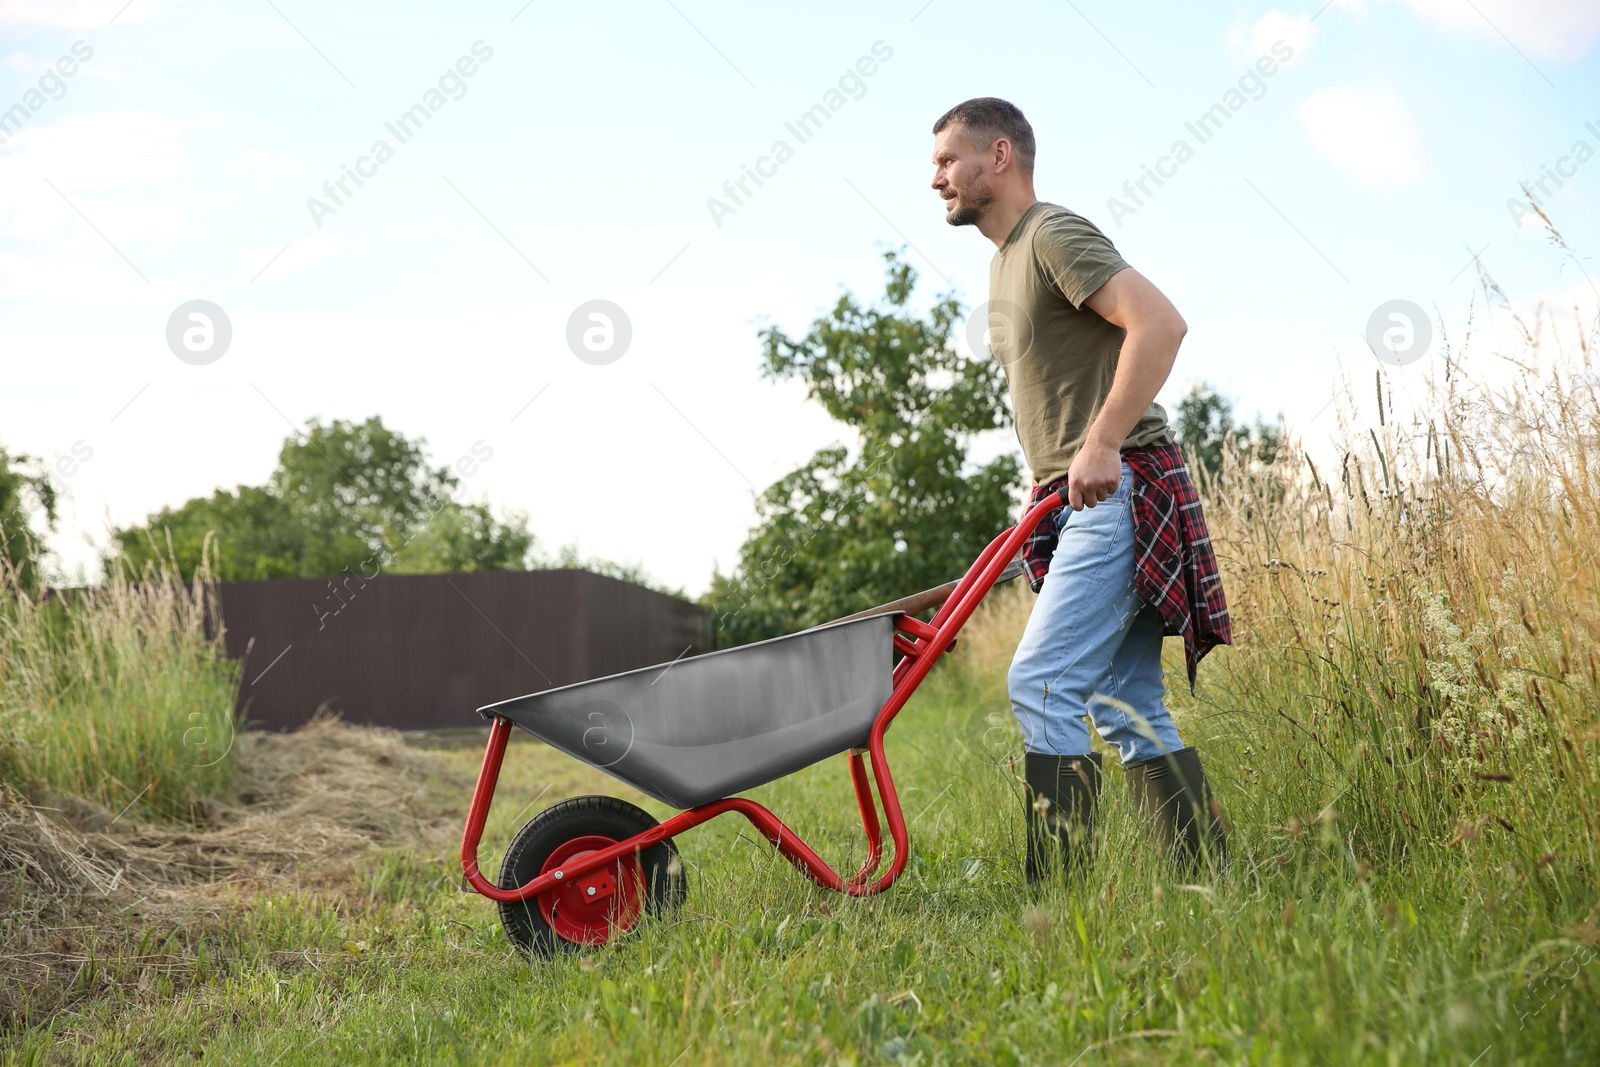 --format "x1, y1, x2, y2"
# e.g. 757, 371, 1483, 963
459, 492, 1067, 905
